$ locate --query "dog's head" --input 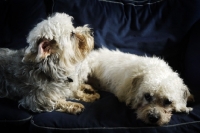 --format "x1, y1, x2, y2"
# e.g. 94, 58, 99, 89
125, 57, 194, 126
22, 13, 94, 68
